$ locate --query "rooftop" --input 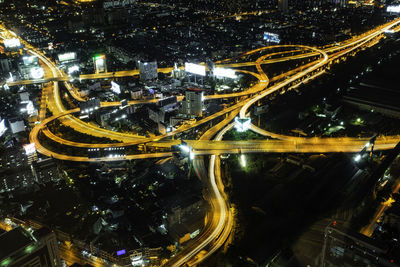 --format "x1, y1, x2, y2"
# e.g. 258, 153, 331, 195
0, 227, 35, 262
